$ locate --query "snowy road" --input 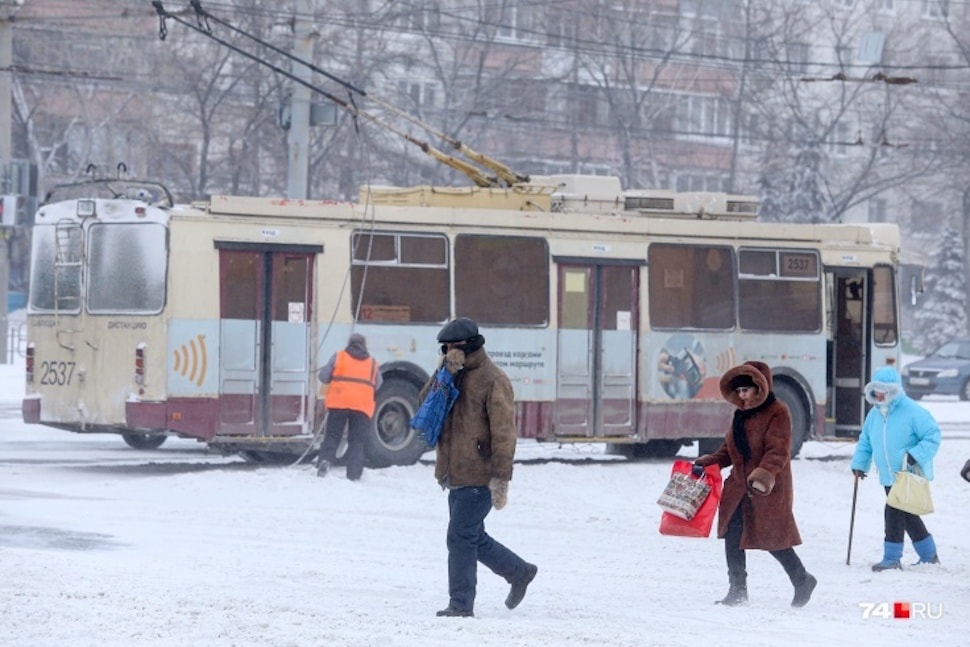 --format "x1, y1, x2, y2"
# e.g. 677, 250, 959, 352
3, 394, 970, 646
